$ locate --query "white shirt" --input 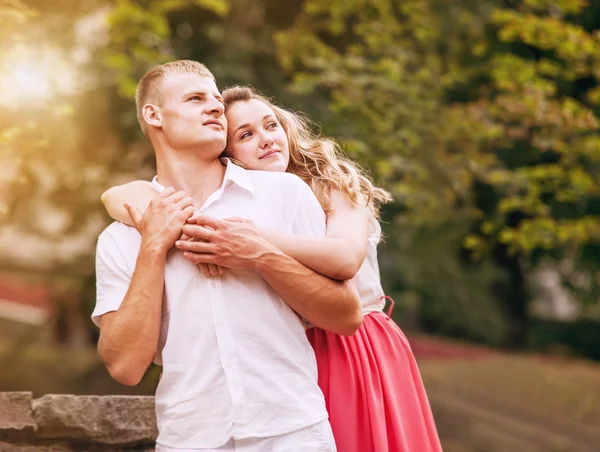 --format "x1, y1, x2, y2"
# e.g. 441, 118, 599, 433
93, 160, 329, 449
353, 216, 386, 314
